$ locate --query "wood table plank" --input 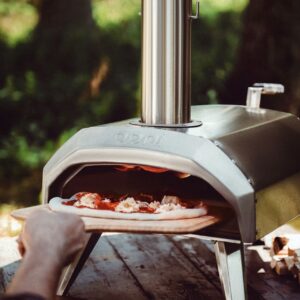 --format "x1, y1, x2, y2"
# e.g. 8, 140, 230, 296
170, 235, 300, 299
169, 235, 223, 294
105, 233, 223, 300
69, 234, 147, 300
1, 235, 300, 299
